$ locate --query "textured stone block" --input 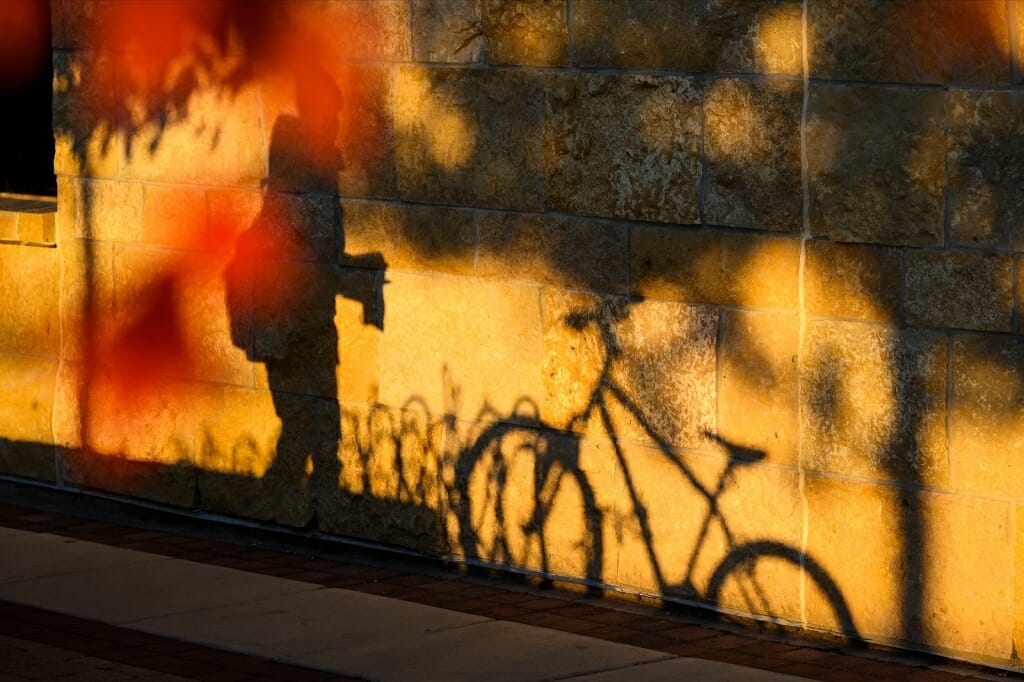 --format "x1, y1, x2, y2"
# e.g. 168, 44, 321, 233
631, 226, 800, 310
342, 200, 475, 276
1016, 504, 1024, 657
141, 185, 209, 250
53, 364, 196, 508
718, 310, 799, 465
807, 84, 946, 246
800, 320, 948, 487
336, 267, 385, 404
412, 0, 484, 63
16, 213, 56, 244
394, 67, 543, 210
542, 291, 717, 450
704, 78, 802, 232
113, 245, 254, 386
71, 179, 143, 242
0, 244, 59, 356
543, 73, 701, 223
52, 49, 121, 179
804, 240, 902, 322
948, 90, 1024, 249
194, 384, 316, 528
0, 212, 17, 241
905, 251, 1013, 332
805, 477, 1014, 659
476, 212, 628, 293
0, 354, 57, 482
377, 272, 544, 421
294, 0, 411, 62
950, 335, 1024, 498
59, 240, 115, 362
807, 0, 1010, 85
612, 440, 803, 623
572, 0, 803, 75
120, 83, 266, 188
321, 403, 447, 553
483, 0, 567, 66
446, 419, 617, 580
